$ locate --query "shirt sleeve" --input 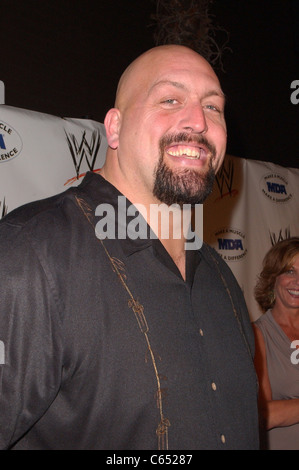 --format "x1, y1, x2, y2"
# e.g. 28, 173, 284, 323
0, 221, 63, 449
